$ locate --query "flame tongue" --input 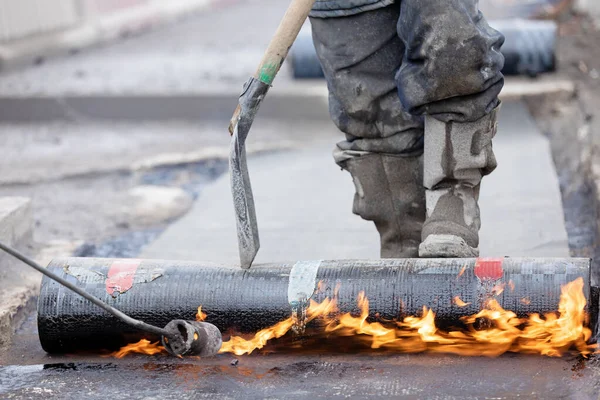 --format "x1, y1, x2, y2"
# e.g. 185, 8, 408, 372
219, 297, 338, 356
218, 278, 596, 357
111, 278, 596, 358
196, 306, 207, 322
111, 339, 165, 358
